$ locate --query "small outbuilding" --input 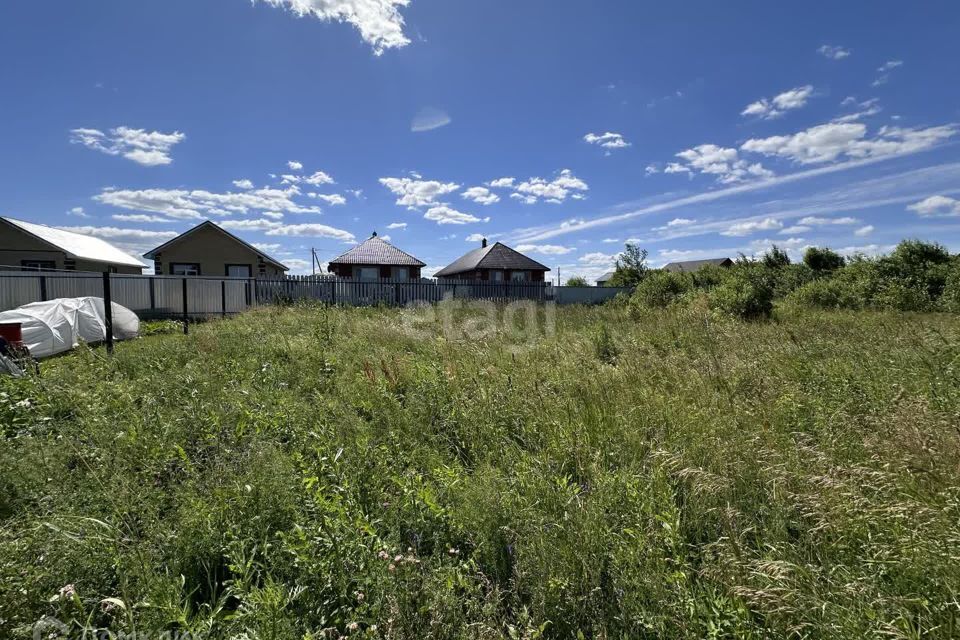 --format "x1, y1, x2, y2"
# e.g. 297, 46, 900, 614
0, 217, 146, 273
327, 232, 425, 280
143, 221, 288, 278
434, 238, 550, 282
662, 258, 733, 273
